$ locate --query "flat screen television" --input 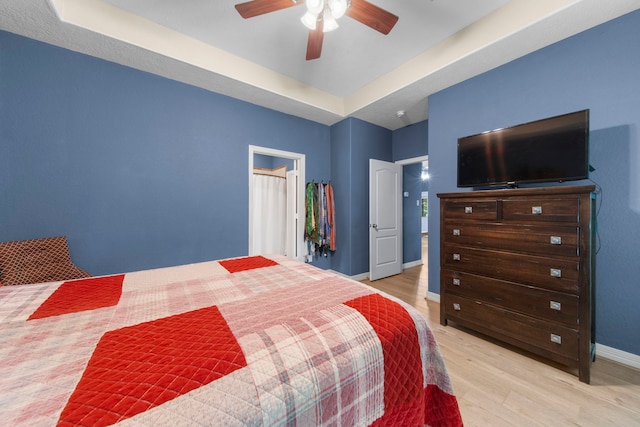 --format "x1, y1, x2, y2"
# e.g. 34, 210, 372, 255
457, 109, 590, 188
